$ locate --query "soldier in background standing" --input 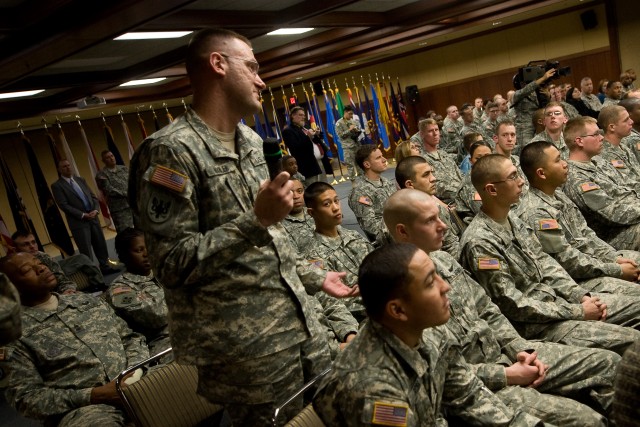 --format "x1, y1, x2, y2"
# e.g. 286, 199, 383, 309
95, 150, 134, 233
335, 105, 364, 181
